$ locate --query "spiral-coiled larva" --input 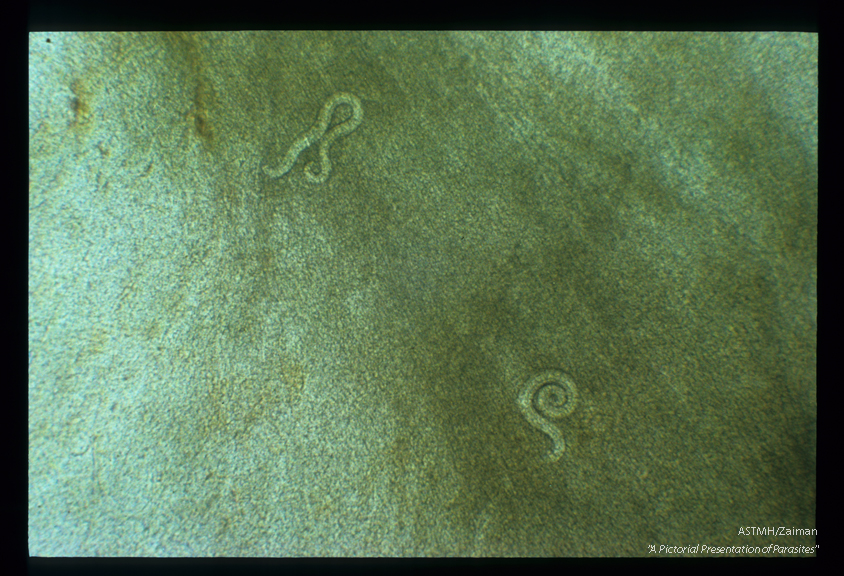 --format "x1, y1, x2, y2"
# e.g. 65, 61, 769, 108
518, 370, 578, 462
263, 92, 363, 183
